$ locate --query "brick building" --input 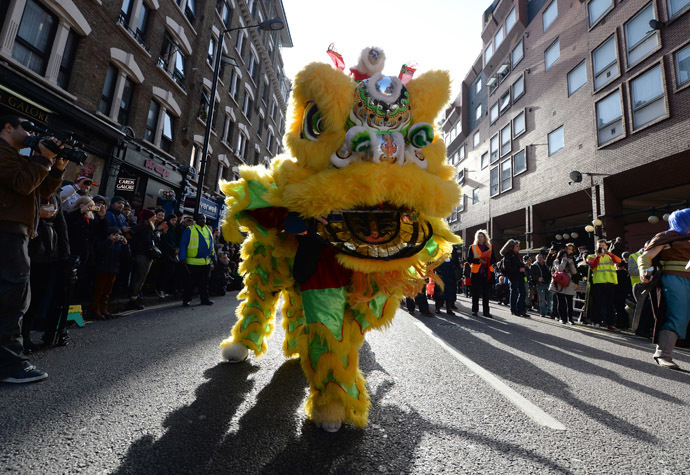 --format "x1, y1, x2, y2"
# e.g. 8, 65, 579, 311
0, 0, 291, 224
442, 0, 690, 254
